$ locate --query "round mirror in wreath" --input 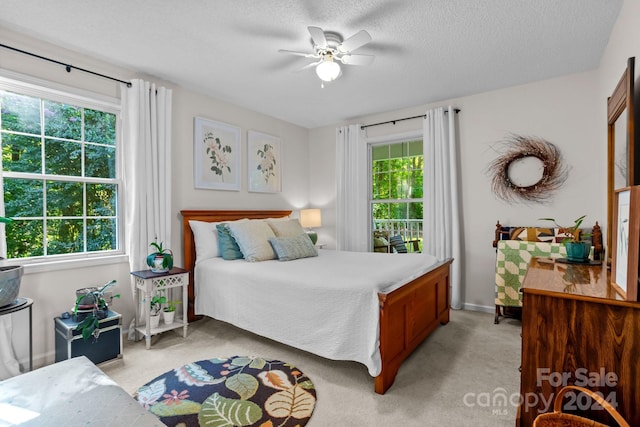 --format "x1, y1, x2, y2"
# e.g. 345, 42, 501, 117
487, 134, 568, 203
